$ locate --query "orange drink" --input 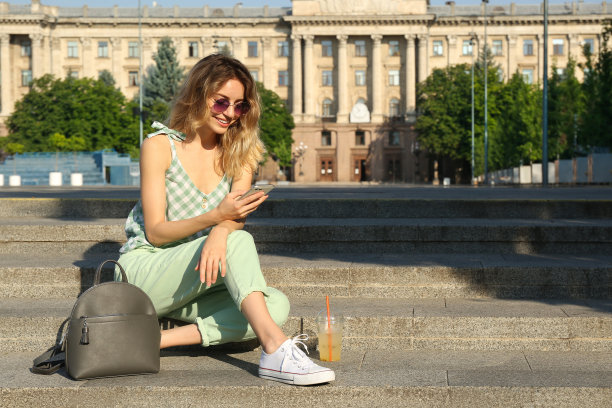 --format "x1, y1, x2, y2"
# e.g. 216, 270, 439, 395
316, 312, 344, 362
